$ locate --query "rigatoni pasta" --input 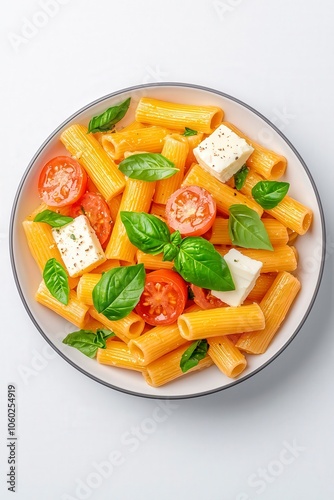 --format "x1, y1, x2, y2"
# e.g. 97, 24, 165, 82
60, 124, 125, 202
97, 342, 145, 372
153, 134, 189, 204
101, 125, 171, 161
177, 303, 265, 340
143, 343, 213, 387
35, 281, 89, 329
208, 336, 247, 378
182, 163, 263, 217
135, 97, 224, 134
236, 272, 301, 354
105, 177, 156, 262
